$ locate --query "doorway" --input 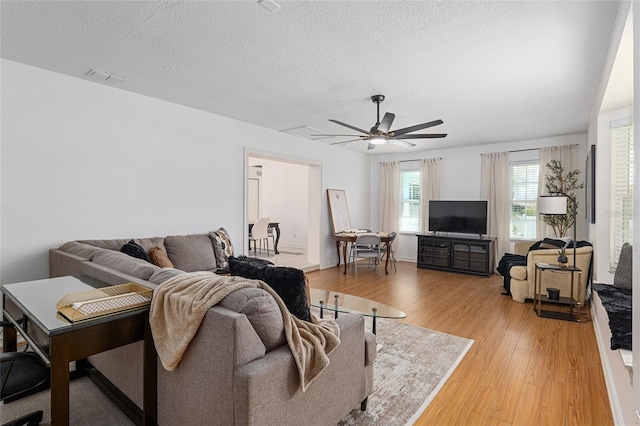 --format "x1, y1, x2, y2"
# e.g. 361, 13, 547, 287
245, 152, 321, 271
